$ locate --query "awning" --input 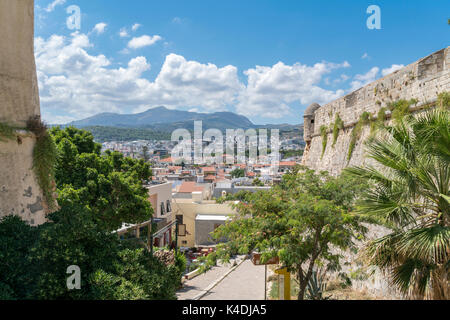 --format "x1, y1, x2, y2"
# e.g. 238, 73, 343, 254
195, 214, 231, 221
